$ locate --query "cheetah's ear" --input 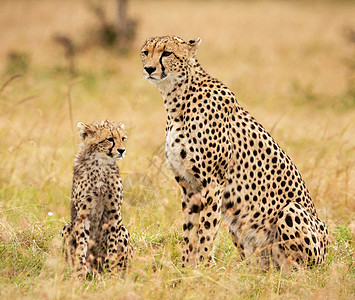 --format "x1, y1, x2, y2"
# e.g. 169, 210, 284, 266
188, 37, 202, 57
77, 122, 92, 140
